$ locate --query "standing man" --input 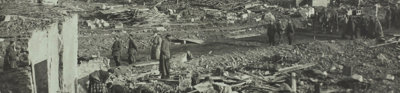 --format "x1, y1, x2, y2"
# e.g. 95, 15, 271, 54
386, 6, 393, 29
267, 21, 276, 46
128, 34, 138, 64
159, 34, 172, 79
341, 15, 349, 39
3, 40, 18, 71
151, 33, 162, 60
286, 20, 295, 45
112, 36, 122, 66
276, 20, 285, 44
